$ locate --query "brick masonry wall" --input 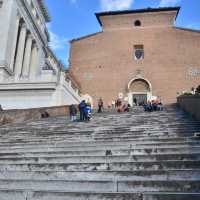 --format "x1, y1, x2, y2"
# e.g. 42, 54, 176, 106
69, 12, 200, 107
177, 95, 200, 121
99, 11, 177, 31
0, 106, 70, 126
